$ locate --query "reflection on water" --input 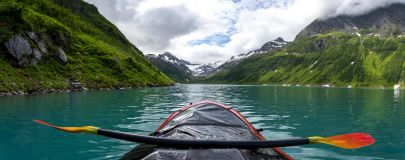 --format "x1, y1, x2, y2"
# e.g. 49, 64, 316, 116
0, 84, 404, 160
394, 89, 400, 102
287, 146, 390, 160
